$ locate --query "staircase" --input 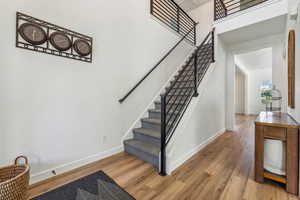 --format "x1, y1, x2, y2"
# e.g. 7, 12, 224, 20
123, 30, 215, 174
